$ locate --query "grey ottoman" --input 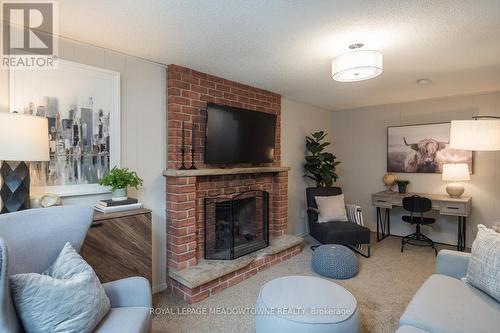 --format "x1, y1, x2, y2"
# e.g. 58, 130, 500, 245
256, 276, 359, 333
312, 245, 358, 279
